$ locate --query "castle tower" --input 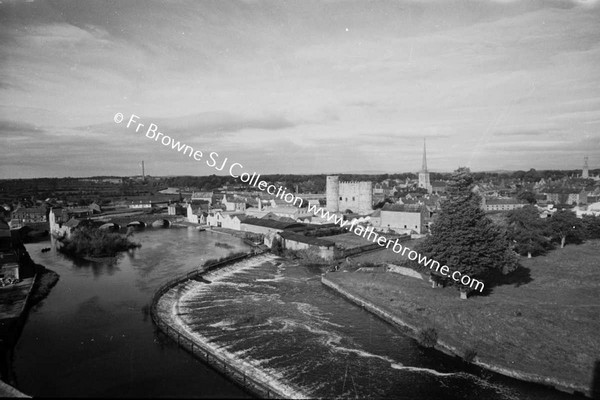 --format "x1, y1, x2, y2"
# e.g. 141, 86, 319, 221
418, 139, 432, 194
326, 176, 340, 212
583, 156, 589, 179
357, 181, 373, 214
